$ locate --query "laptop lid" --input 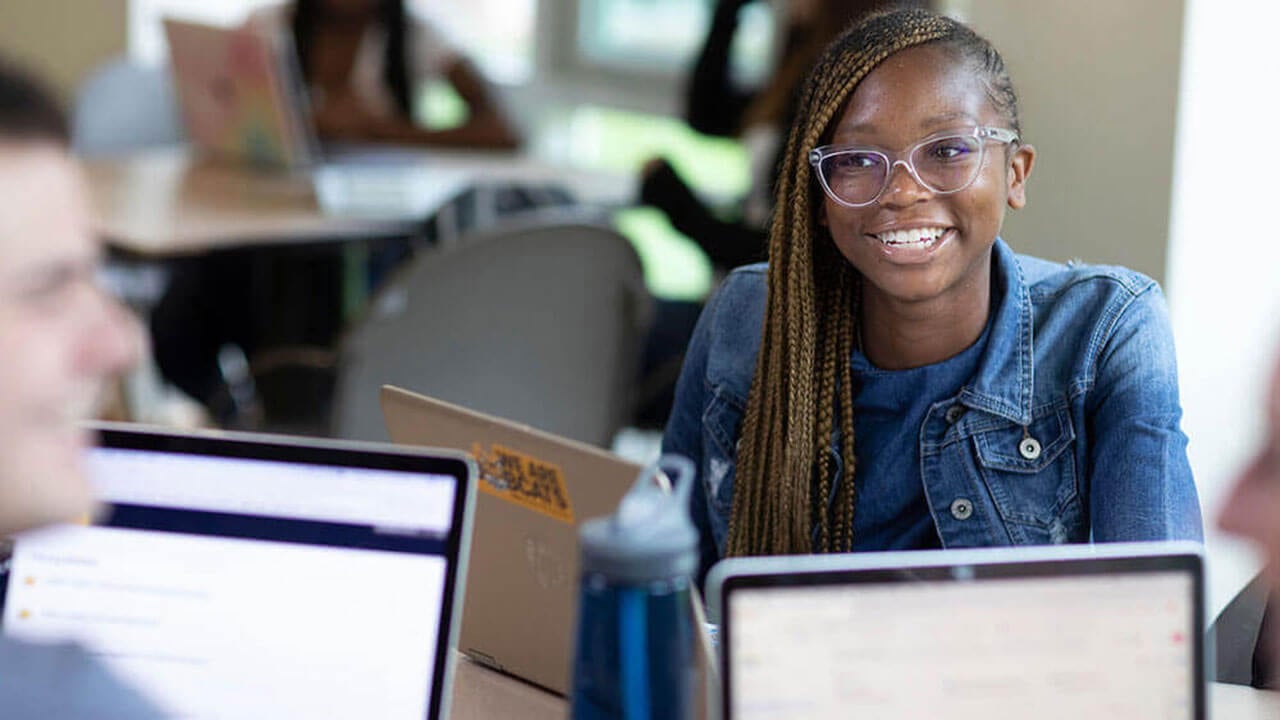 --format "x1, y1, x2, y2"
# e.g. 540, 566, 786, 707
0, 423, 474, 720
709, 543, 1205, 720
380, 385, 641, 695
164, 18, 317, 169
